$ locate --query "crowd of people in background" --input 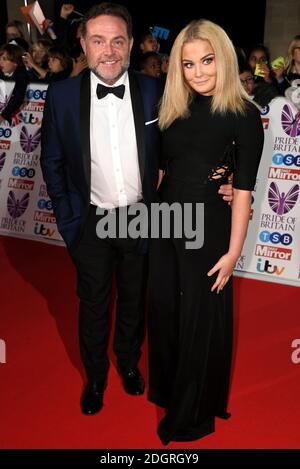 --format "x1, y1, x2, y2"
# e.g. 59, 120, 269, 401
0, 2, 300, 124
